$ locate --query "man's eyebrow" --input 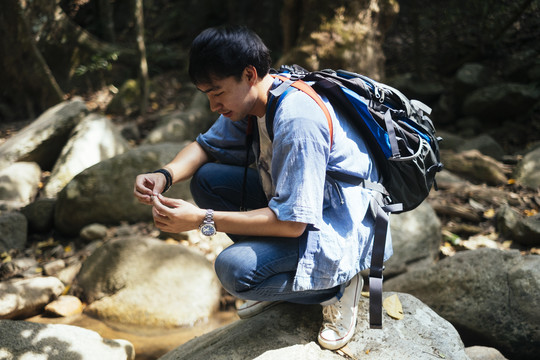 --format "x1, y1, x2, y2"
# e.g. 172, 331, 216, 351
198, 85, 220, 94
